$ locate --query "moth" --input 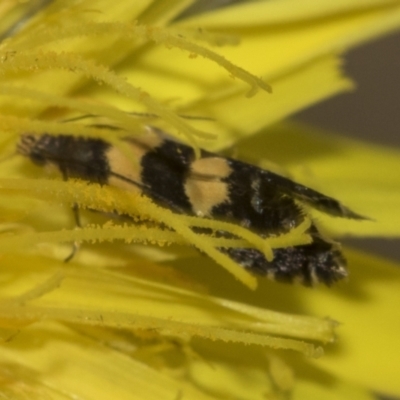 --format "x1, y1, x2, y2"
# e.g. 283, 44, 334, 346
17, 127, 365, 286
